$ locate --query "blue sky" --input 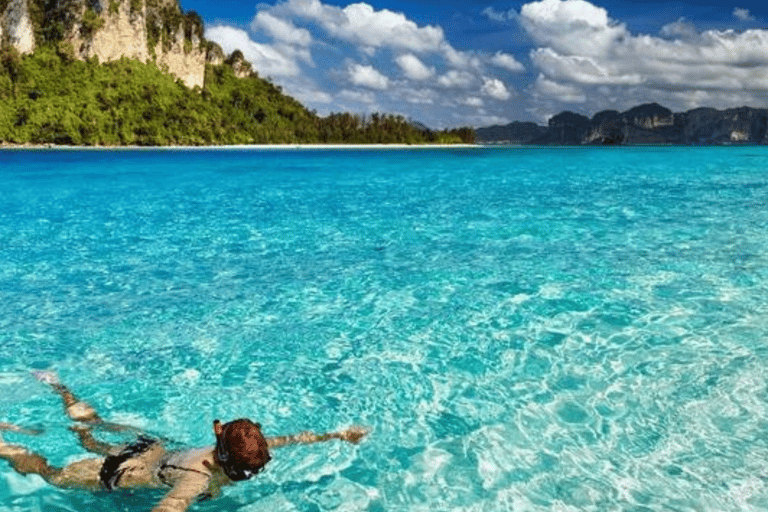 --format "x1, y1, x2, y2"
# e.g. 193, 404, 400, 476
180, 0, 768, 129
